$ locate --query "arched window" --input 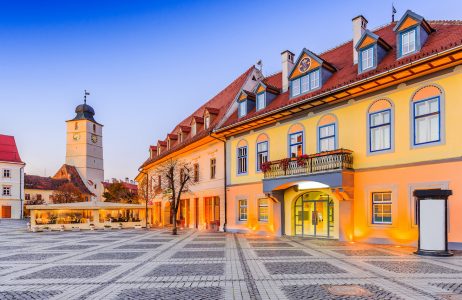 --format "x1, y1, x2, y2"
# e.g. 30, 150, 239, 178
288, 124, 304, 158
317, 114, 338, 152
256, 134, 269, 172
411, 85, 443, 146
368, 99, 393, 153
236, 140, 248, 175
